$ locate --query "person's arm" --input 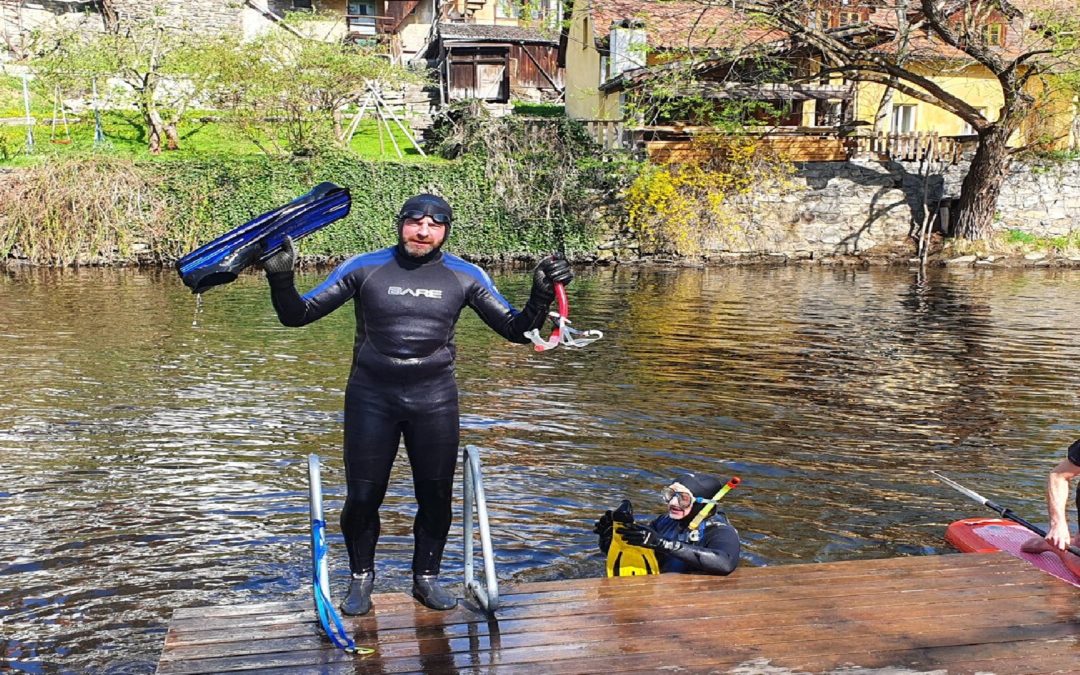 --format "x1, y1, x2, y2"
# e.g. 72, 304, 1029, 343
618, 521, 741, 576
663, 523, 741, 575
465, 256, 573, 344
263, 238, 362, 327
1045, 458, 1080, 551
